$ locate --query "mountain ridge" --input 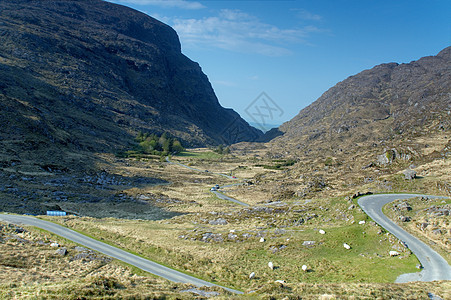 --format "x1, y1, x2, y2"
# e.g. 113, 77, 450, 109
0, 0, 262, 169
